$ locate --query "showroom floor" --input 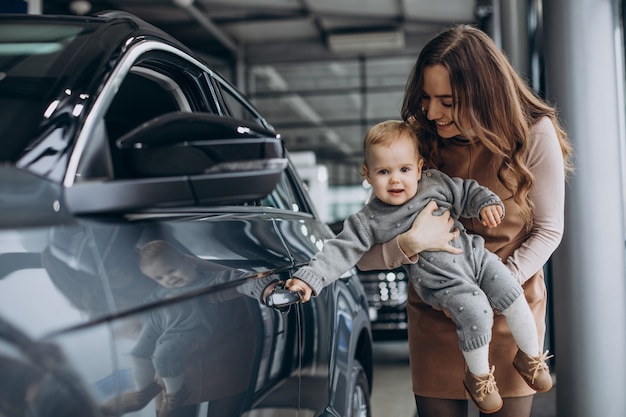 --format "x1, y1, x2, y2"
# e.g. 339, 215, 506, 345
371, 341, 556, 417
